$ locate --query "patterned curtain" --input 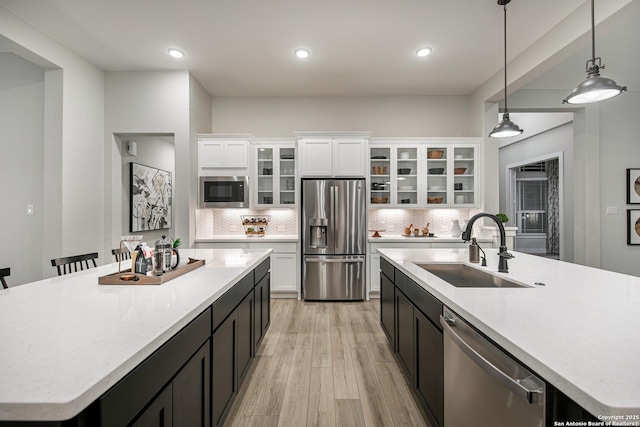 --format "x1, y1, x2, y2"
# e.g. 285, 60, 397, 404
546, 159, 560, 254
